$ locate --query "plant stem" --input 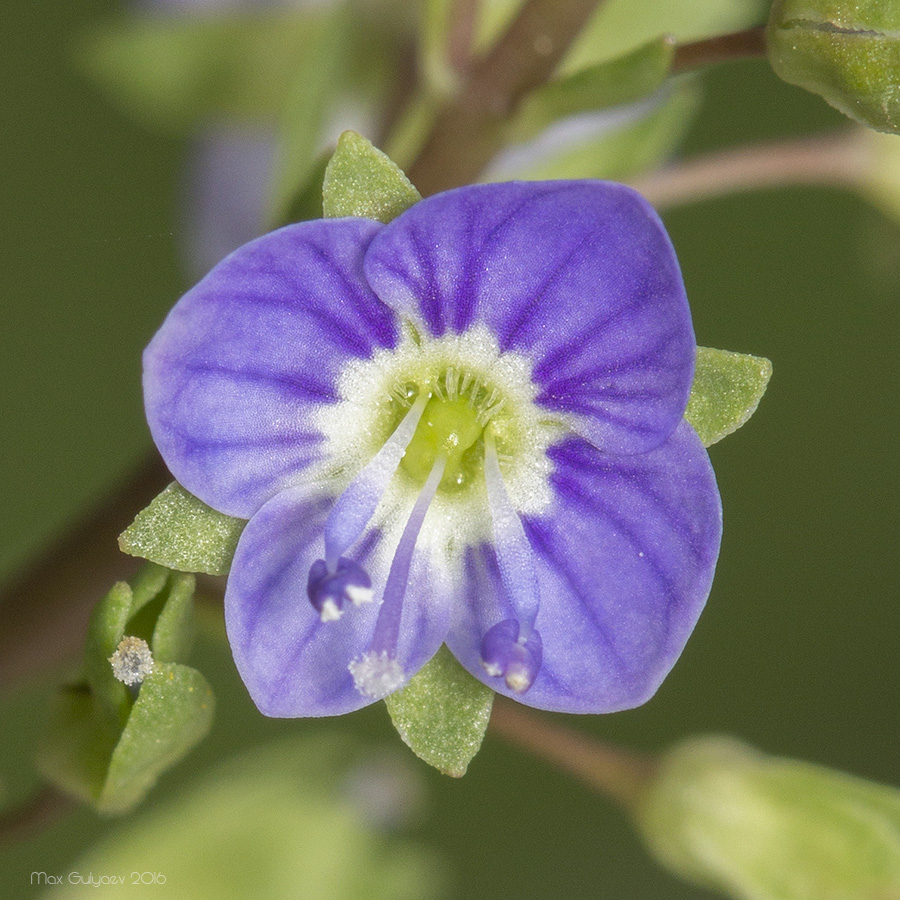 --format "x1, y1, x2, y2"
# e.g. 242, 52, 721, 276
489, 697, 656, 811
0, 786, 73, 845
672, 26, 768, 74
0, 452, 169, 694
629, 130, 870, 210
407, 0, 607, 194
446, 0, 481, 76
